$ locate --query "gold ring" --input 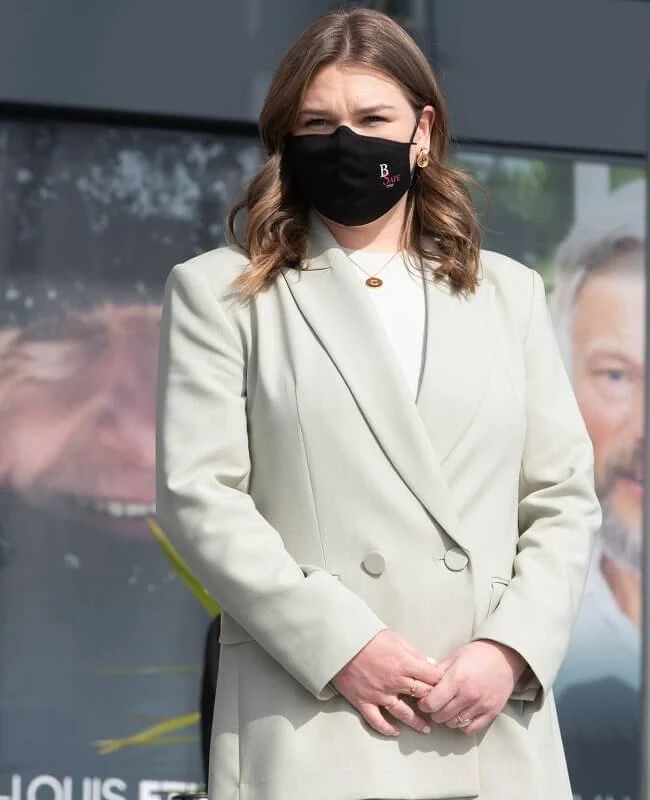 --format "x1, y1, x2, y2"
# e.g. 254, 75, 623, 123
456, 714, 472, 728
409, 679, 417, 697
